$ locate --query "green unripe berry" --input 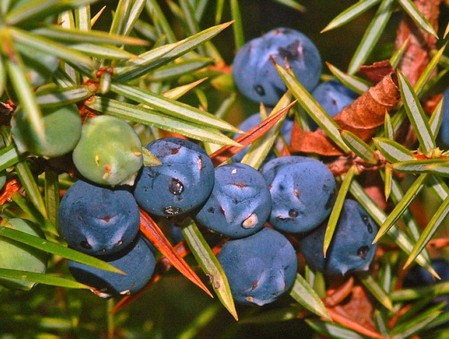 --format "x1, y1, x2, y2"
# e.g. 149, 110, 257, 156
11, 104, 82, 158
72, 115, 143, 186
0, 218, 48, 291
